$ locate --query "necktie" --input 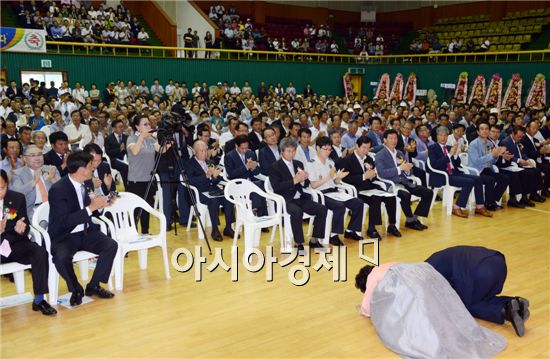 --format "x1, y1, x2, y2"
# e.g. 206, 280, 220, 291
241, 154, 246, 164
37, 177, 48, 203
117, 134, 121, 144
516, 143, 523, 160
442, 146, 453, 175
304, 148, 310, 162
80, 185, 88, 235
